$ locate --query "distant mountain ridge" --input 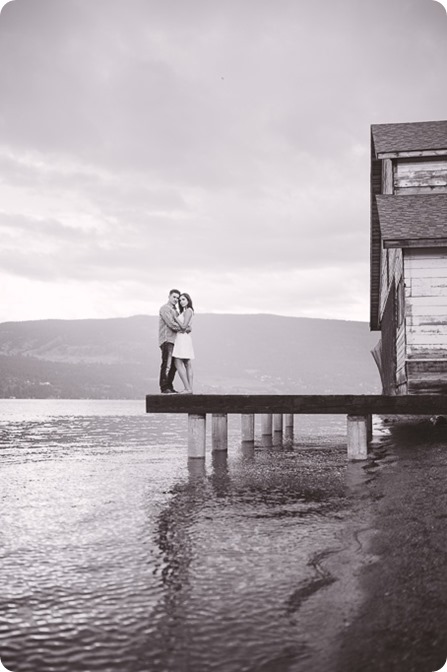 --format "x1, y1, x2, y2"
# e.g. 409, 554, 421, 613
0, 314, 381, 398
